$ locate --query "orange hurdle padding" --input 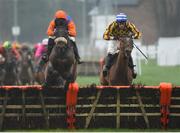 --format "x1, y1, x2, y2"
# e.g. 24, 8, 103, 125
66, 82, 79, 106
66, 82, 79, 129
159, 82, 172, 106
0, 85, 43, 91
159, 82, 172, 129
